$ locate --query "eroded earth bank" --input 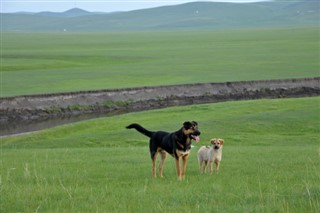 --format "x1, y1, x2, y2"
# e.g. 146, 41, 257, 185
1, 78, 319, 136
